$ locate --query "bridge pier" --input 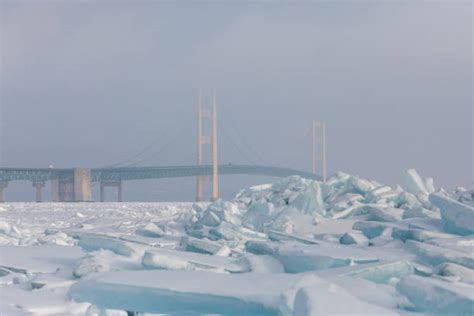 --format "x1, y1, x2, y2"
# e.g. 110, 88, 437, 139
100, 180, 122, 202
74, 168, 92, 202
51, 168, 91, 202
51, 179, 59, 202
32, 181, 46, 203
0, 182, 8, 203
118, 181, 123, 202
58, 180, 75, 202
